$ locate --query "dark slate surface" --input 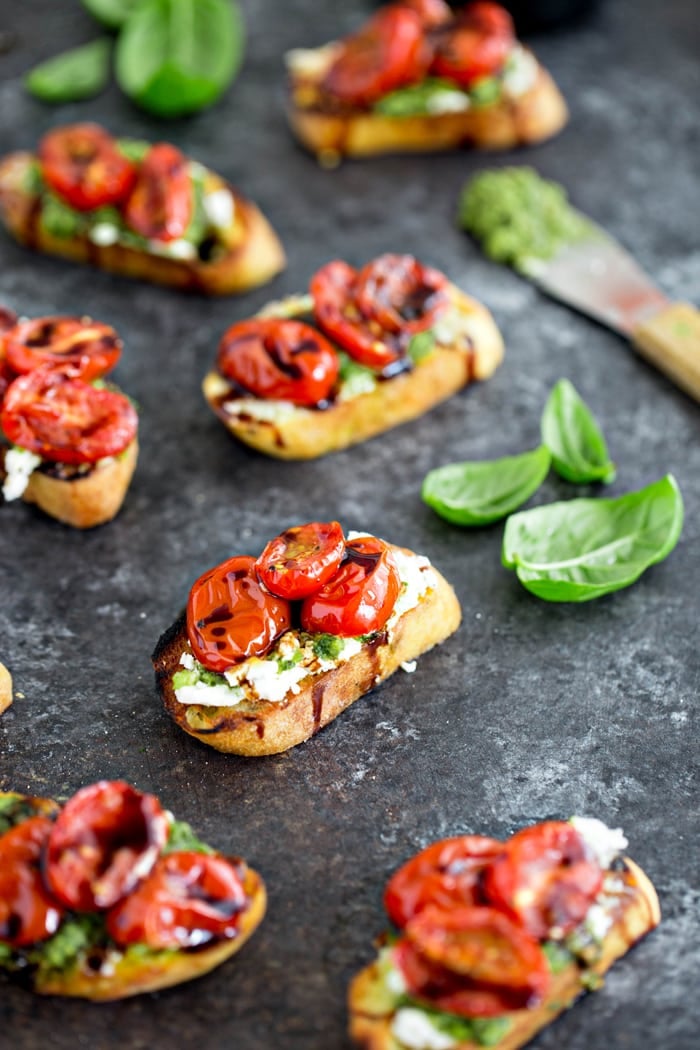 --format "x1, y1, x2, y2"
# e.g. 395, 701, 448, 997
1, 1, 699, 1047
